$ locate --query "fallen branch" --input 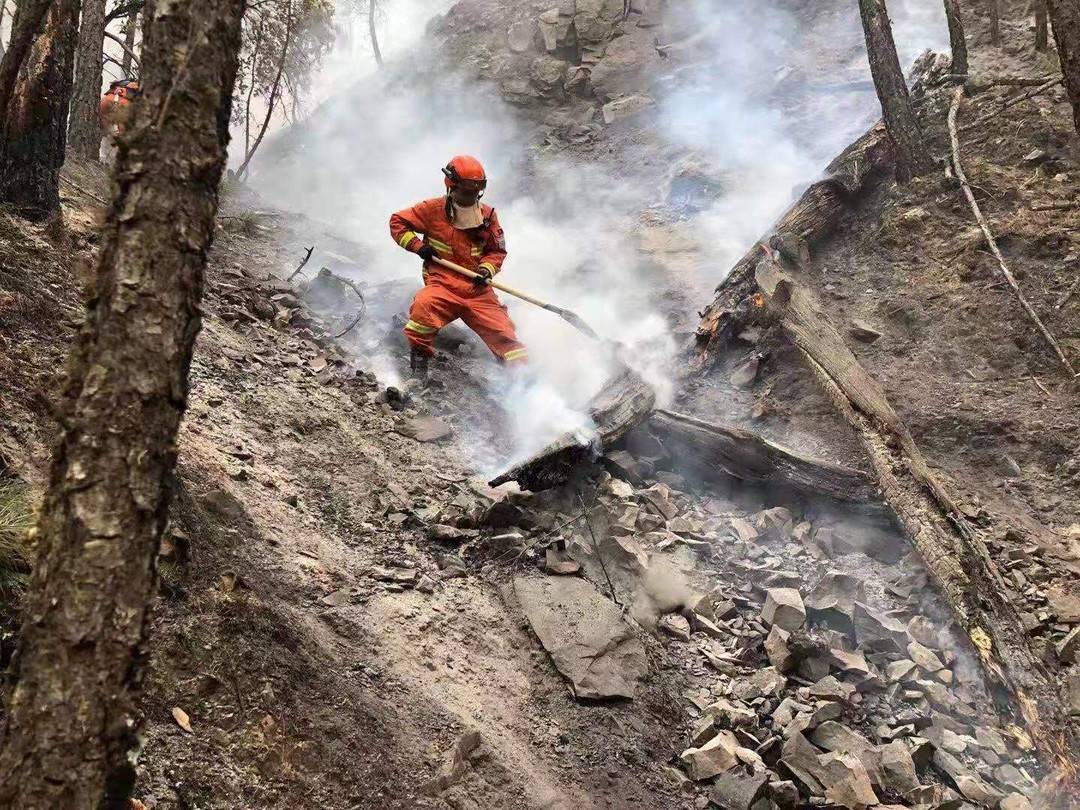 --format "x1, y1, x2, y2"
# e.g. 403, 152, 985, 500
1055, 277, 1079, 311
287, 245, 314, 282
1030, 199, 1078, 212
948, 88, 1076, 377
753, 255, 1078, 774
59, 175, 108, 206
951, 73, 1057, 93
959, 76, 1062, 134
